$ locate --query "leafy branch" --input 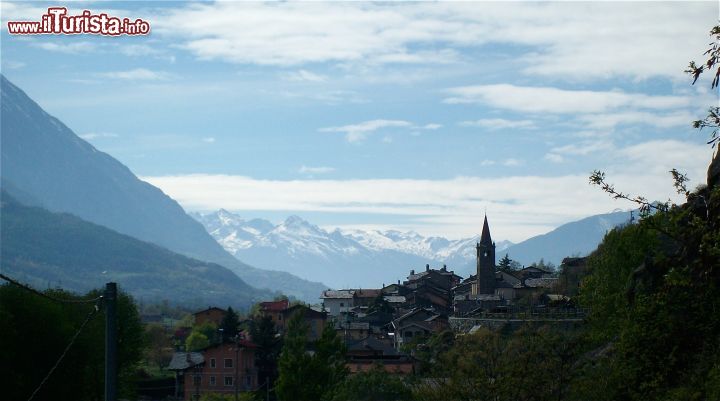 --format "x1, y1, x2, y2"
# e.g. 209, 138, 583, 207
685, 25, 720, 147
